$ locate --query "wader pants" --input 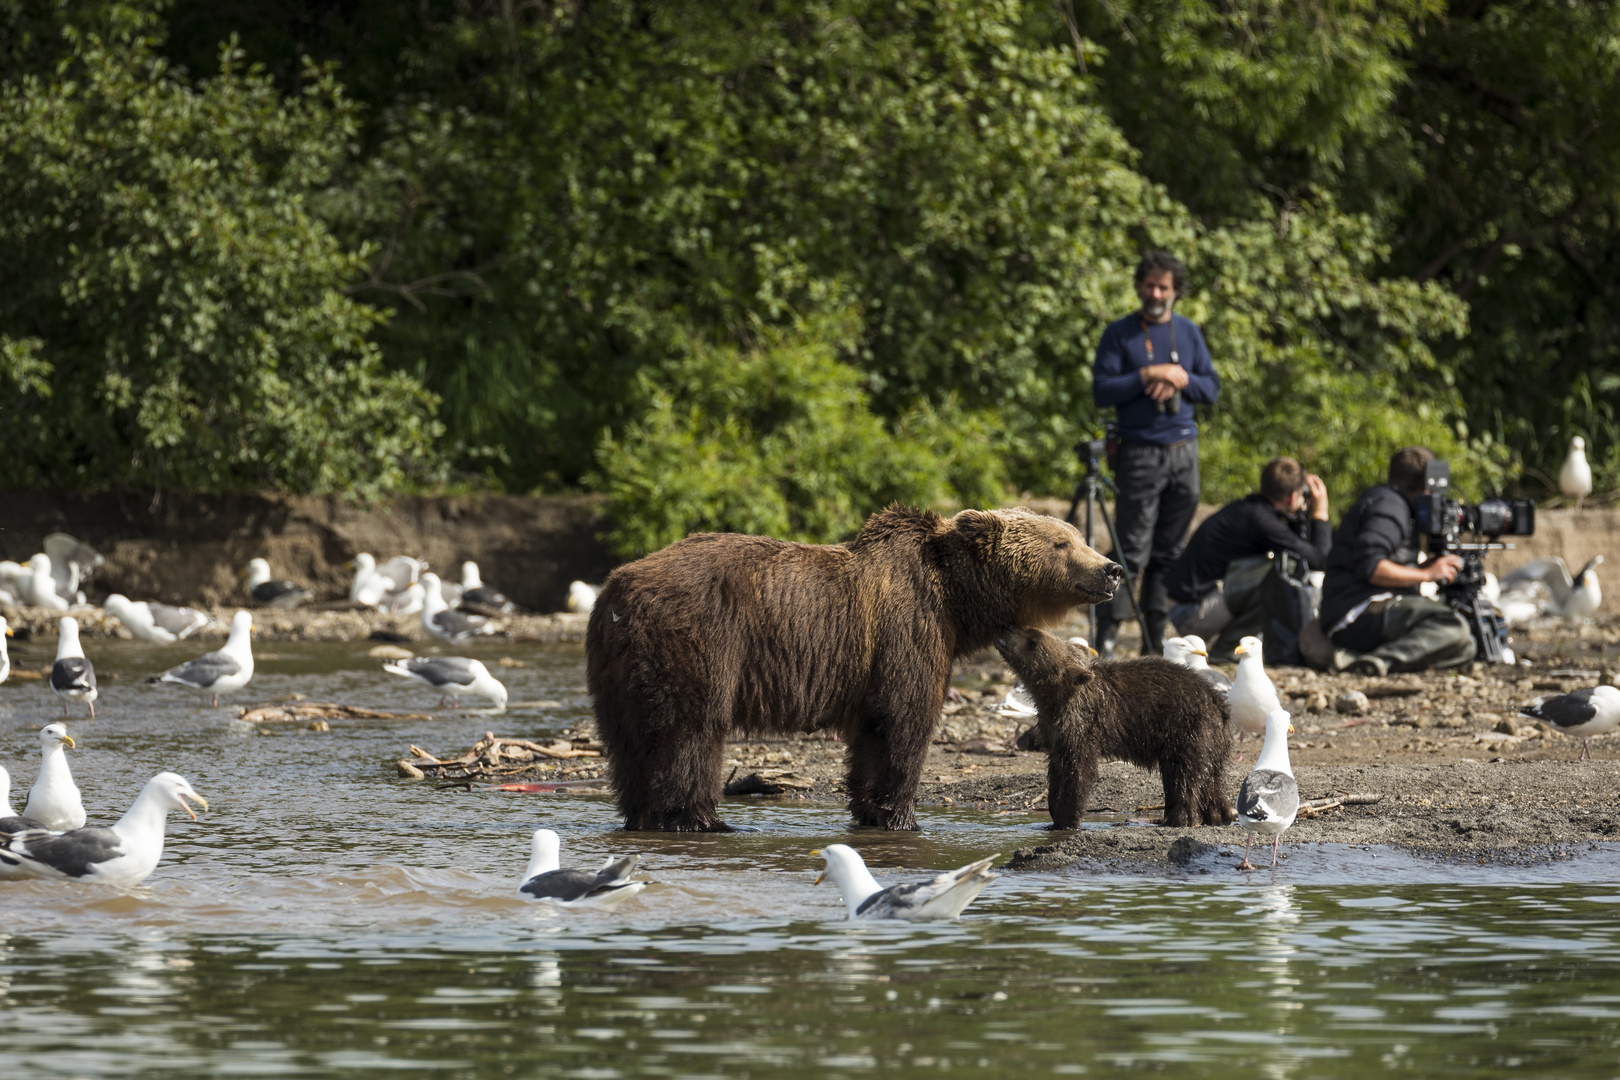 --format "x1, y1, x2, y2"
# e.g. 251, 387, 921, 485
1095, 440, 1200, 656
1330, 595, 1477, 673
